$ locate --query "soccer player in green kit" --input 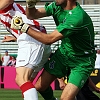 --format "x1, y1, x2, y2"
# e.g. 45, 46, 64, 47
11, 0, 96, 100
